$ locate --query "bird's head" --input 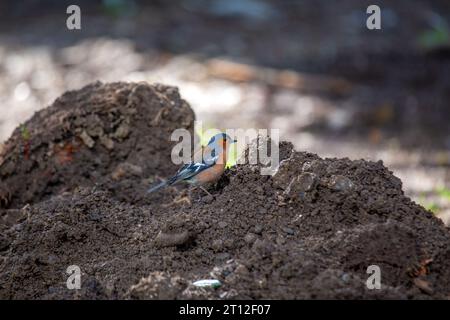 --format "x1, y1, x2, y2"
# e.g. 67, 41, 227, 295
207, 133, 237, 148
